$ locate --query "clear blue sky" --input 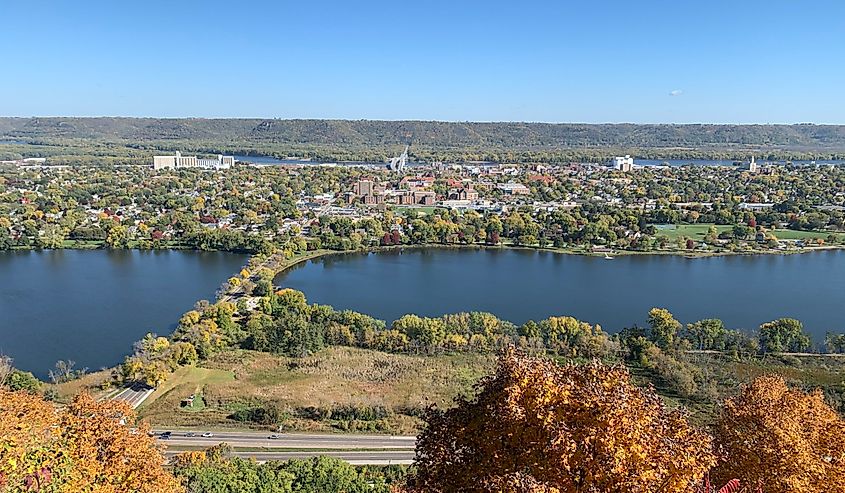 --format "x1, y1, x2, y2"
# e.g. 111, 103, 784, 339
2, 0, 844, 123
